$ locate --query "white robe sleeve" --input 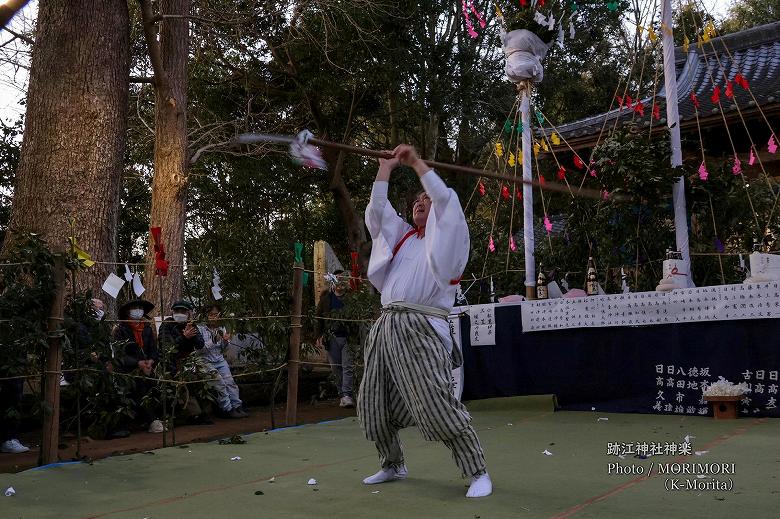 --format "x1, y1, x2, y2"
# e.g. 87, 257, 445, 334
419, 171, 470, 289
365, 181, 412, 291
